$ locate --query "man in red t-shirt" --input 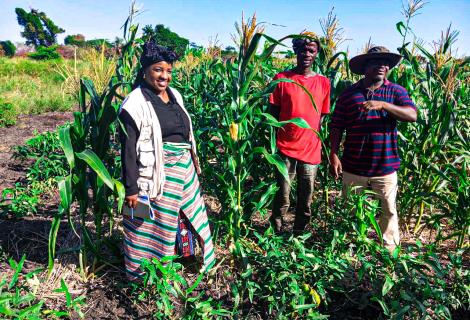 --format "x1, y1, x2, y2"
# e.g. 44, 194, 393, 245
269, 33, 330, 233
